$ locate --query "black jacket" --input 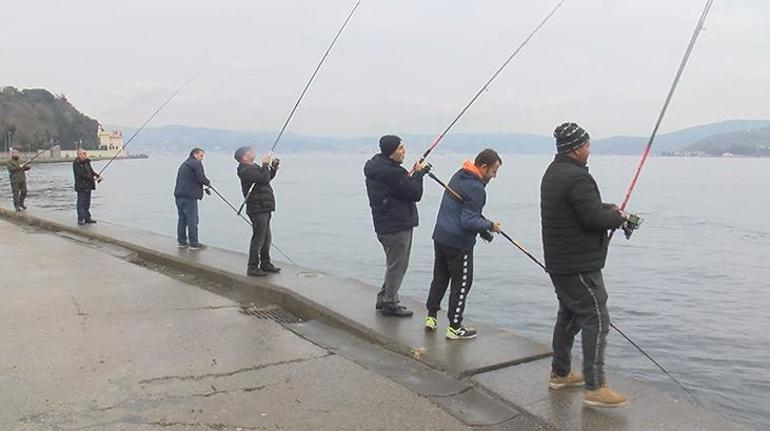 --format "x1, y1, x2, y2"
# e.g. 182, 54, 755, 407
238, 162, 277, 213
73, 158, 97, 192
174, 157, 211, 200
540, 155, 625, 274
433, 164, 493, 250
364, 153, 425, 235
